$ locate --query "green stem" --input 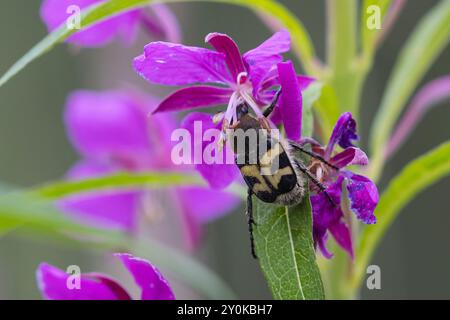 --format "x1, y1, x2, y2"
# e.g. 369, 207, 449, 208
326, 0, 360, 116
